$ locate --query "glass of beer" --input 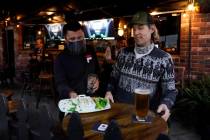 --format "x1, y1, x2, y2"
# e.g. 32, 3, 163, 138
134, 88, 150, 121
